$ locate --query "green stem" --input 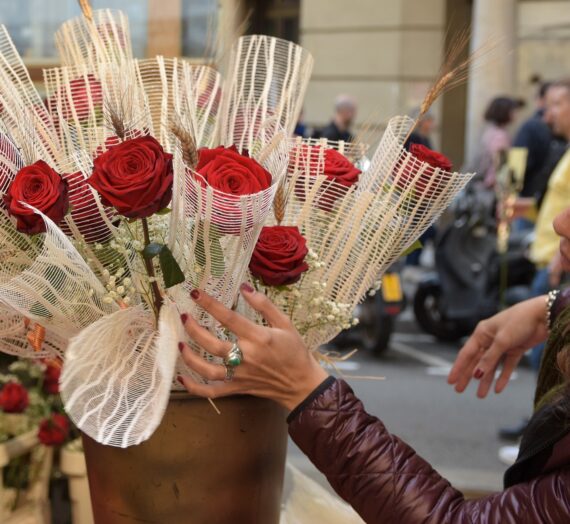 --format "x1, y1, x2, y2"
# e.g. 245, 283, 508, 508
141, 218, 163, 316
